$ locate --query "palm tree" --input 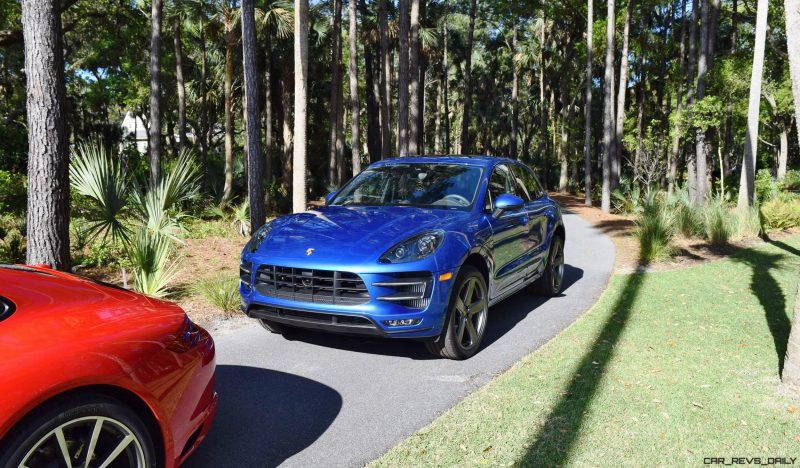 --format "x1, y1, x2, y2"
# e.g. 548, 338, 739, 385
348, 0, 361, 175
737, 0, 768, 208
213, 0, 239, 202
241, 0, 264, 232
21, 0, 71, 270
170, 9, 187, 153
293, 0, 309, 213
695, 0, 710, 205
583, 0, 593, 206
149, 0, 164, 186
460, 0, 477, 154
600, 0, 615, 213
